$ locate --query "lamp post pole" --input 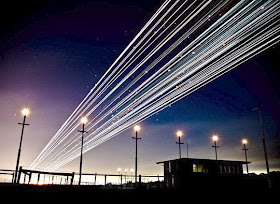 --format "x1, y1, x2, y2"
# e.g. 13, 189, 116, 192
132, 125, 141, 187
124, 169, 127, 184
78, 117, 88, 186
253, 107, 270, 187
118, 168, 121, 185
253, 108, 270, 174
186, 142, 189, 158
242, 139, 249, 174
212, 135, 219, 160
14, 108, 30, 183
130, 169, 134, 183
176, 131, 184, 159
